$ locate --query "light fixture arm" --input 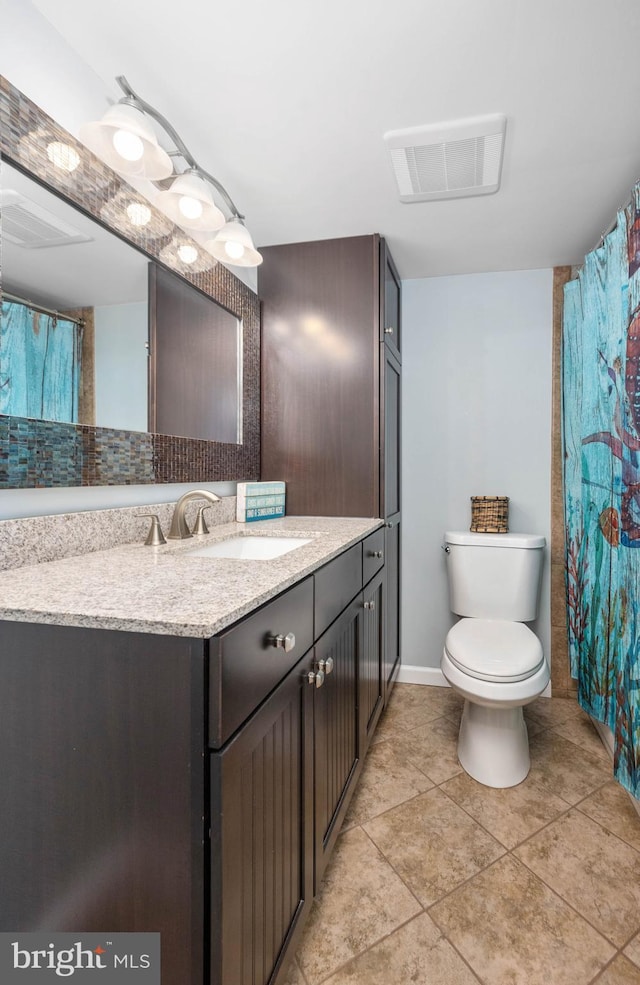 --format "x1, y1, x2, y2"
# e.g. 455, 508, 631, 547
115, 75, 243, 220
